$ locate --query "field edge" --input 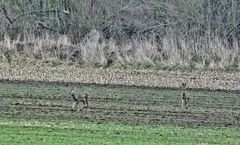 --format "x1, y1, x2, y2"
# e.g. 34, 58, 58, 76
0, 118, 239, 145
